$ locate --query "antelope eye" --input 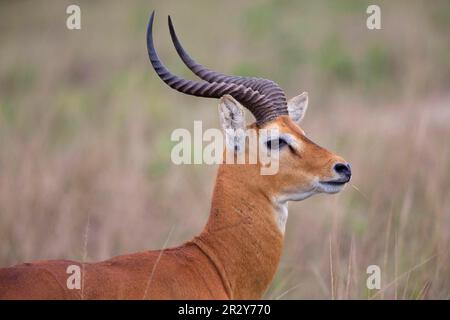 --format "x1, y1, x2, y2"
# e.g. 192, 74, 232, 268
266, 138, 288, 150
